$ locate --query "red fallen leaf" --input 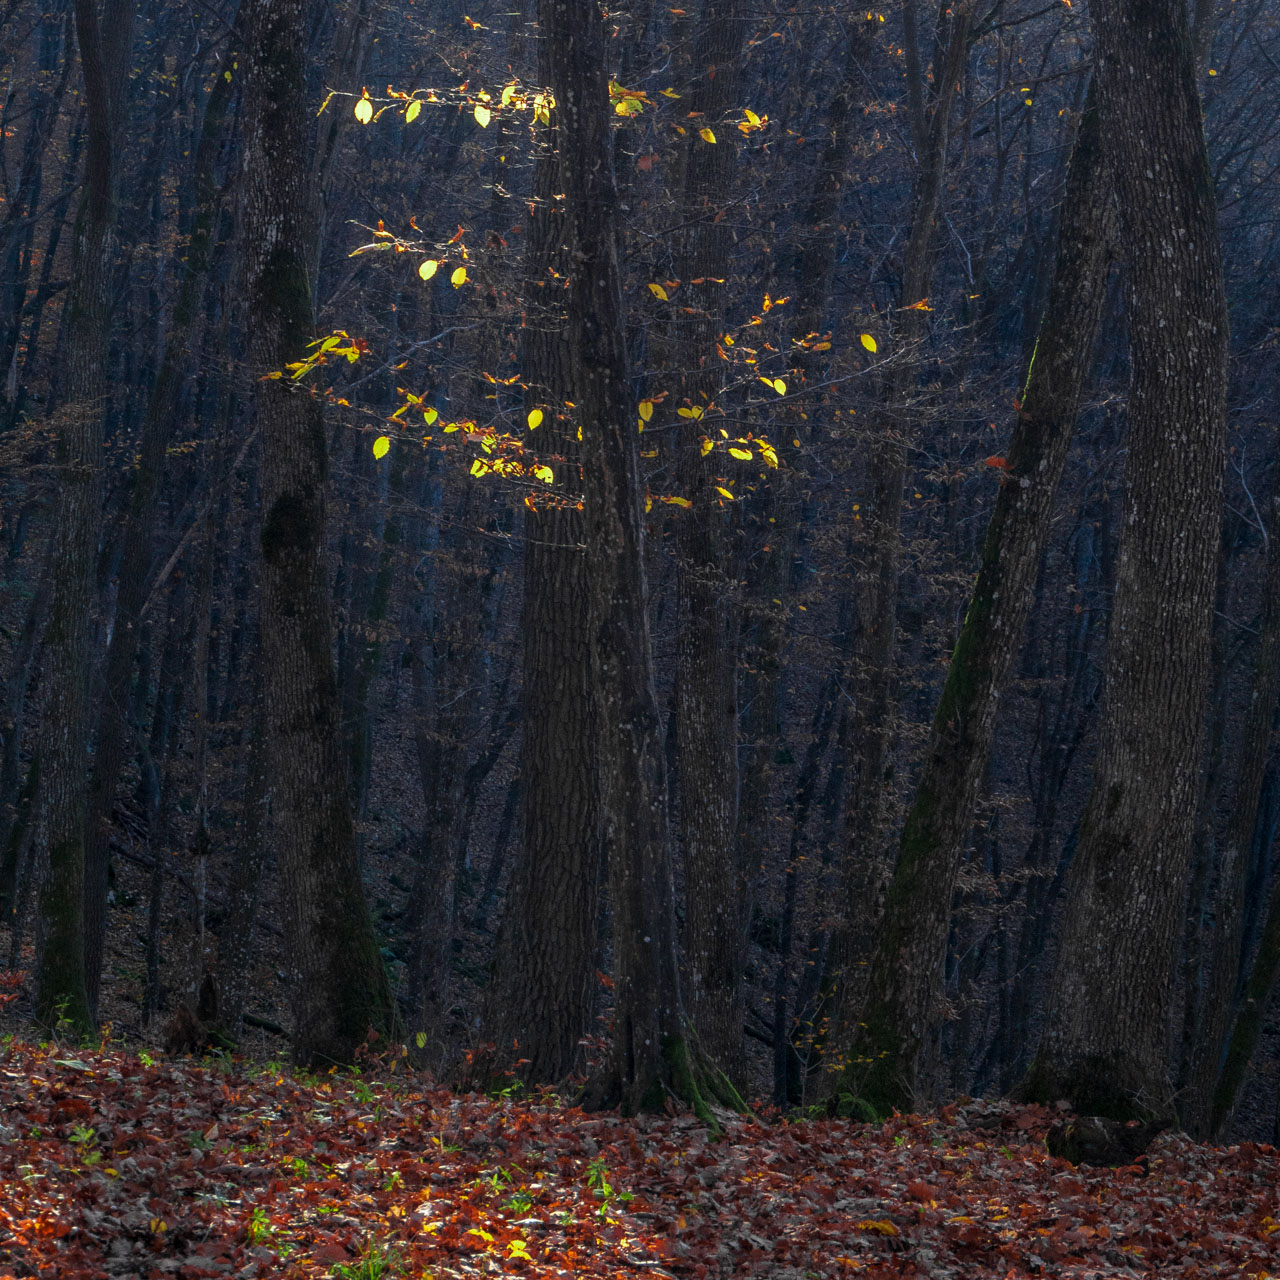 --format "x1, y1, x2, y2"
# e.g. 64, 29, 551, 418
985, 455, 1010, 470
906, 1178, 934, 1201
